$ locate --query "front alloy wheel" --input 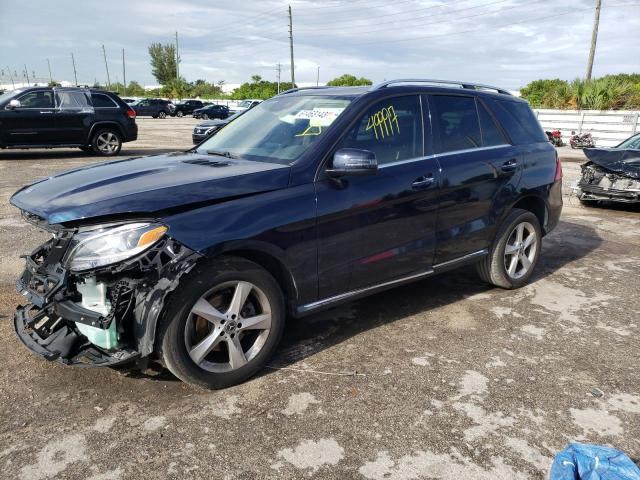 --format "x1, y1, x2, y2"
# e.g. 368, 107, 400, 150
176, 110, 184, 117
185, 281, 272, 372
159, 257, 285, 389
158, 111, 167, 119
